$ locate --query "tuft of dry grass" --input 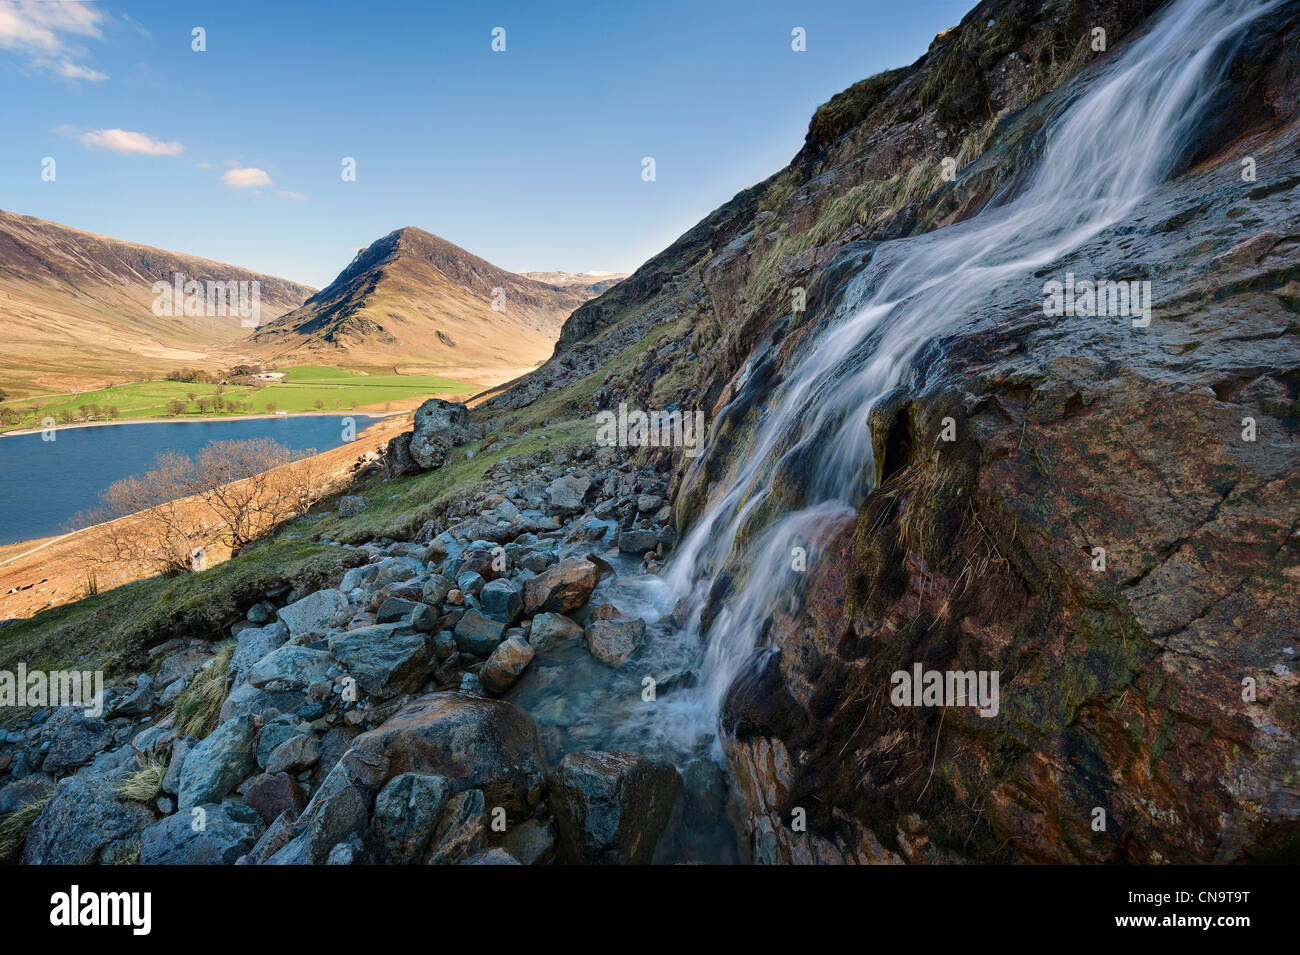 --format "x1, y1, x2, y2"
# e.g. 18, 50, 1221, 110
116, 751, 168, 803
0, 789, 53, 860
173, 642, 234, 738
